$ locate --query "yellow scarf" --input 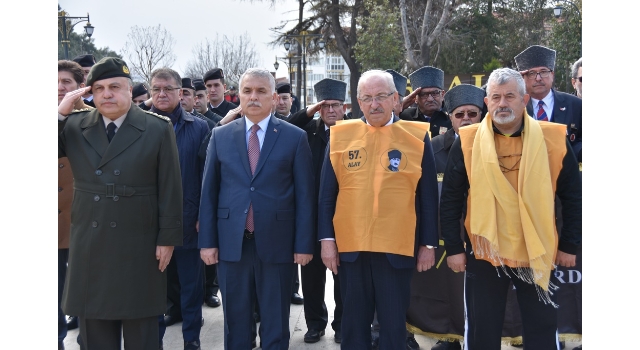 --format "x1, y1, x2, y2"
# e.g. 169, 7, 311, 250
468, 114, 557, 304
